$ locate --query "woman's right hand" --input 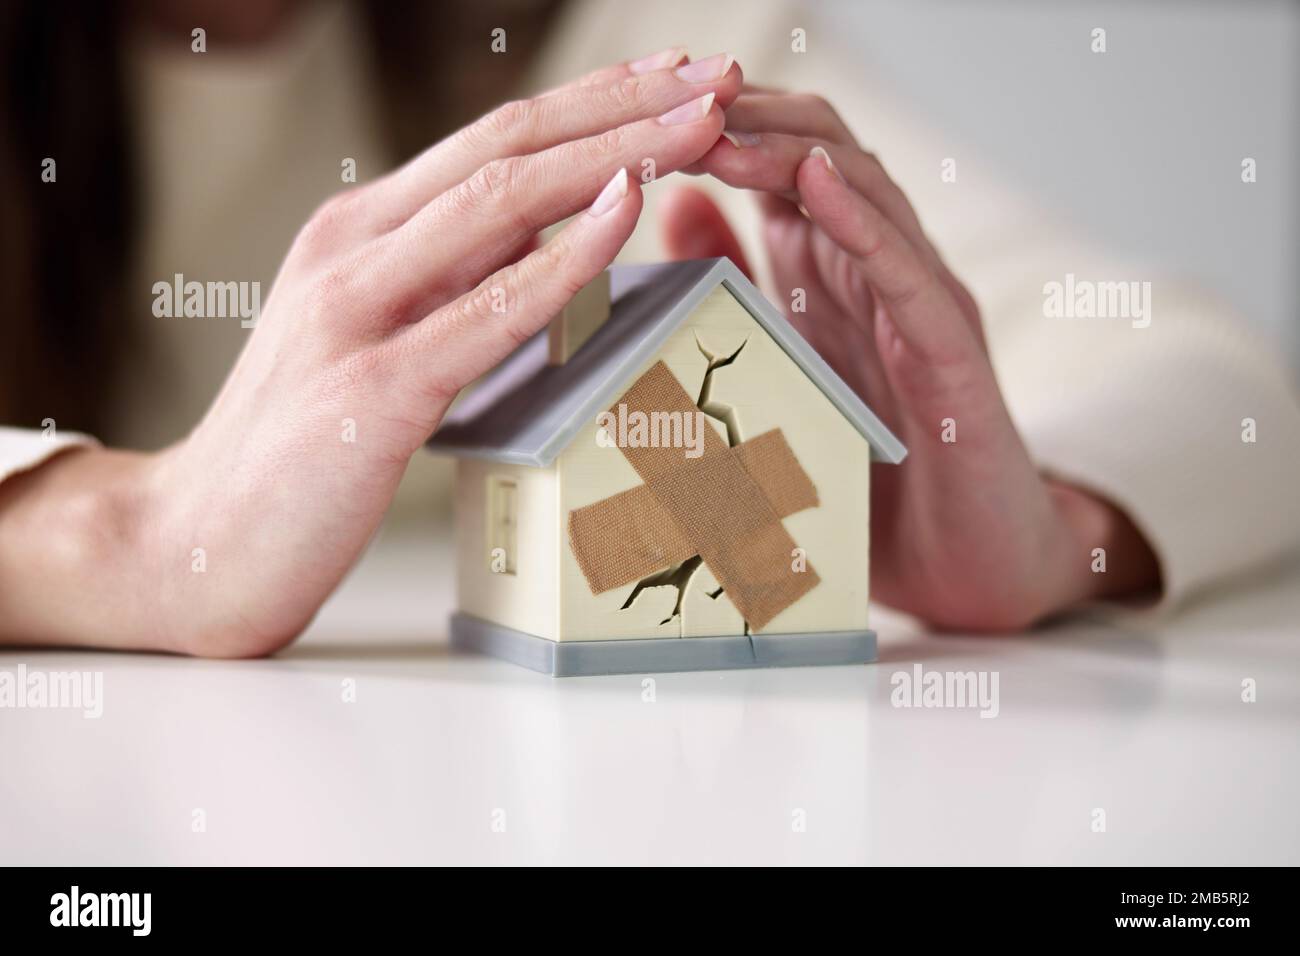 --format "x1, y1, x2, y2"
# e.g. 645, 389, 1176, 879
0, 50, 742, 656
